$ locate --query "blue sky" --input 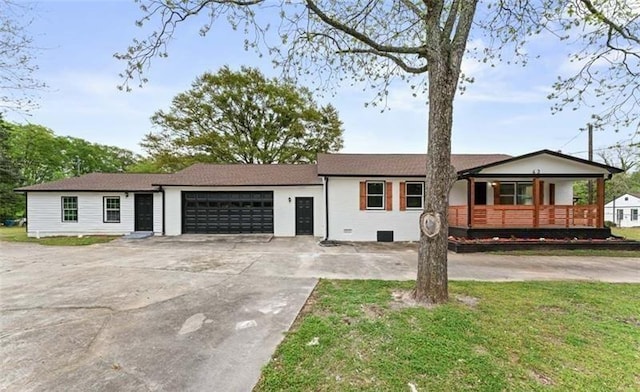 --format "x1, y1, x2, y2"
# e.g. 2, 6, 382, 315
5, 0, 625, 160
